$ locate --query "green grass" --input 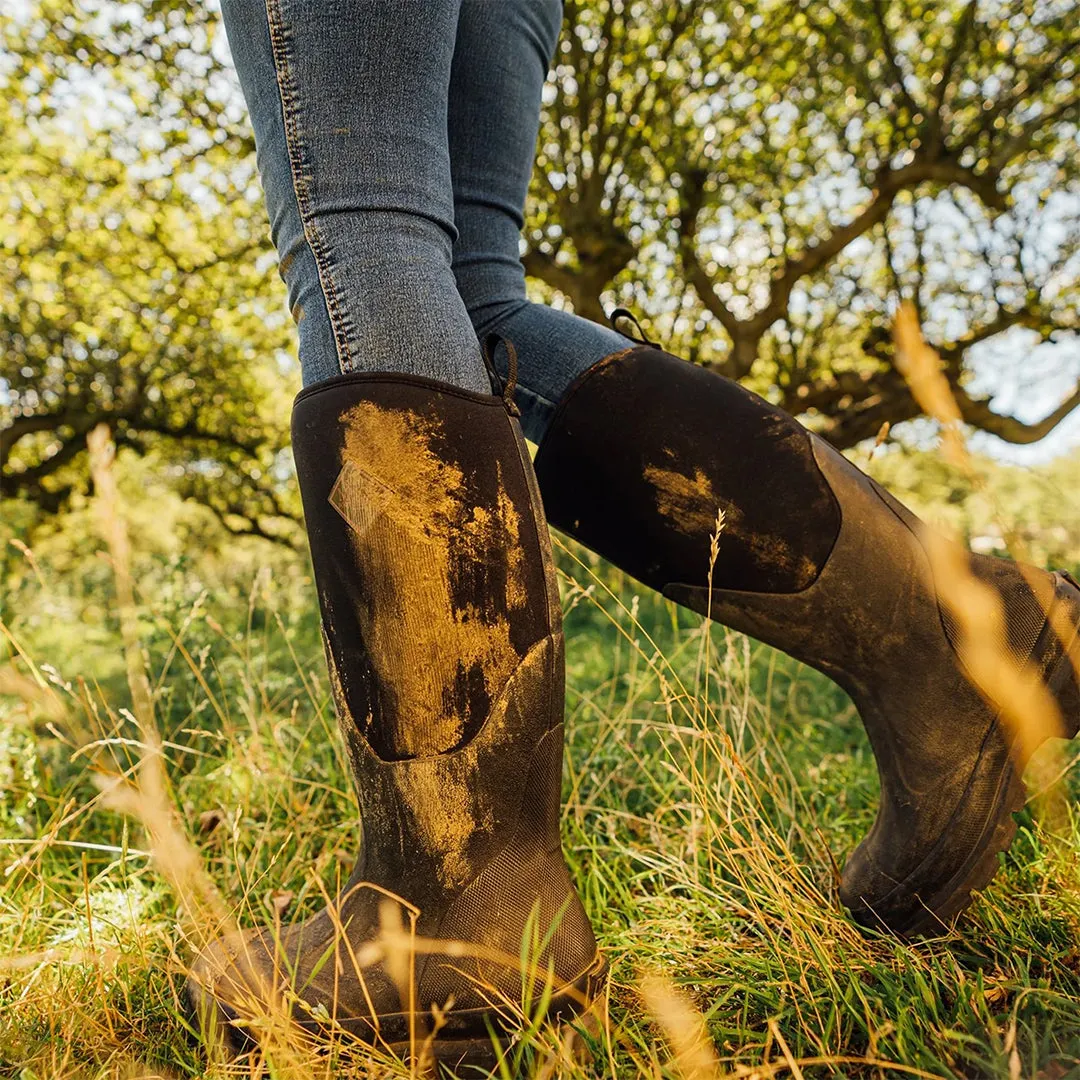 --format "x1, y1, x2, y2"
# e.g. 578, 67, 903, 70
2, 526, 1080, 1079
